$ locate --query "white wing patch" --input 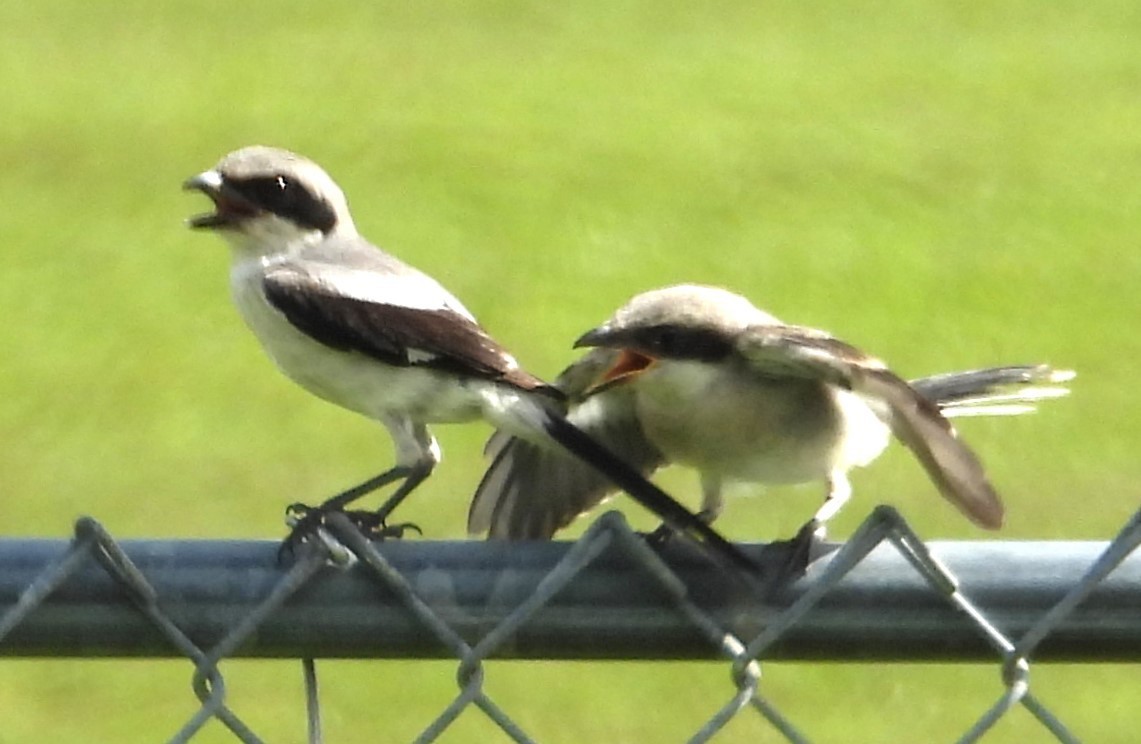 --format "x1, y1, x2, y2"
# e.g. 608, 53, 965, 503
262, 256, 477, 321
407, 348, 441, 364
